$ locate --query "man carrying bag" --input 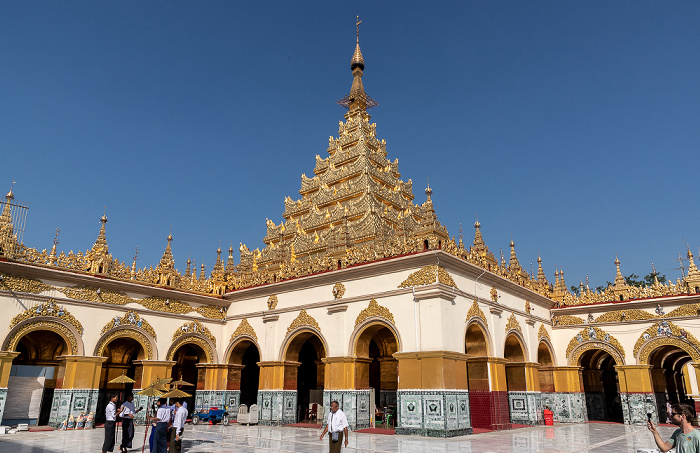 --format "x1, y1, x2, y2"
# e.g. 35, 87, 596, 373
319, 400, 348, 452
